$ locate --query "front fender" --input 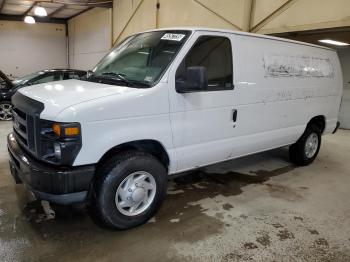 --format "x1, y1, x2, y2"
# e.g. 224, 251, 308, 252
73, 114, 177, 173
